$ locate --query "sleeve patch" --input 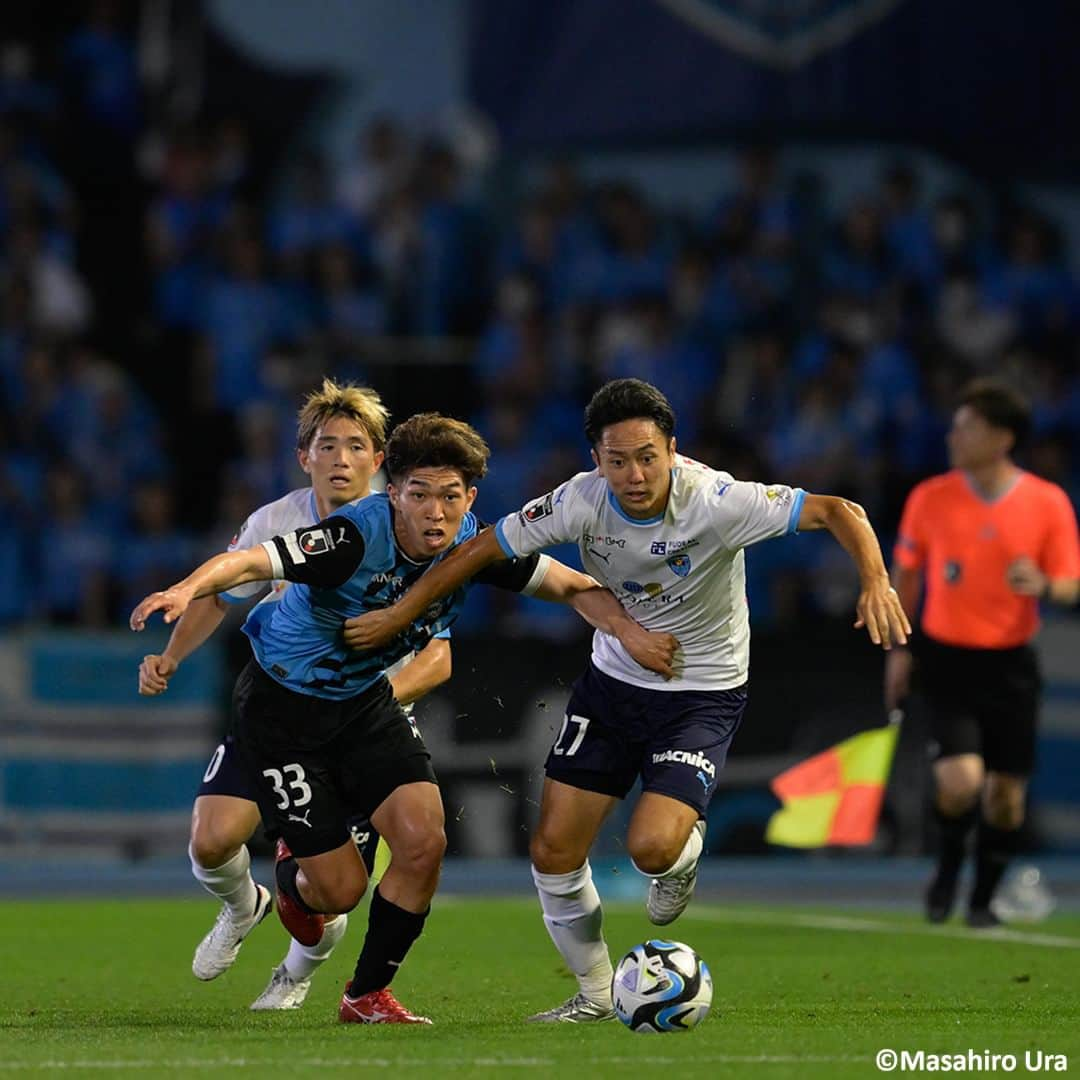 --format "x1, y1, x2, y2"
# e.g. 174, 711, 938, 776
519, 492, 554, 525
